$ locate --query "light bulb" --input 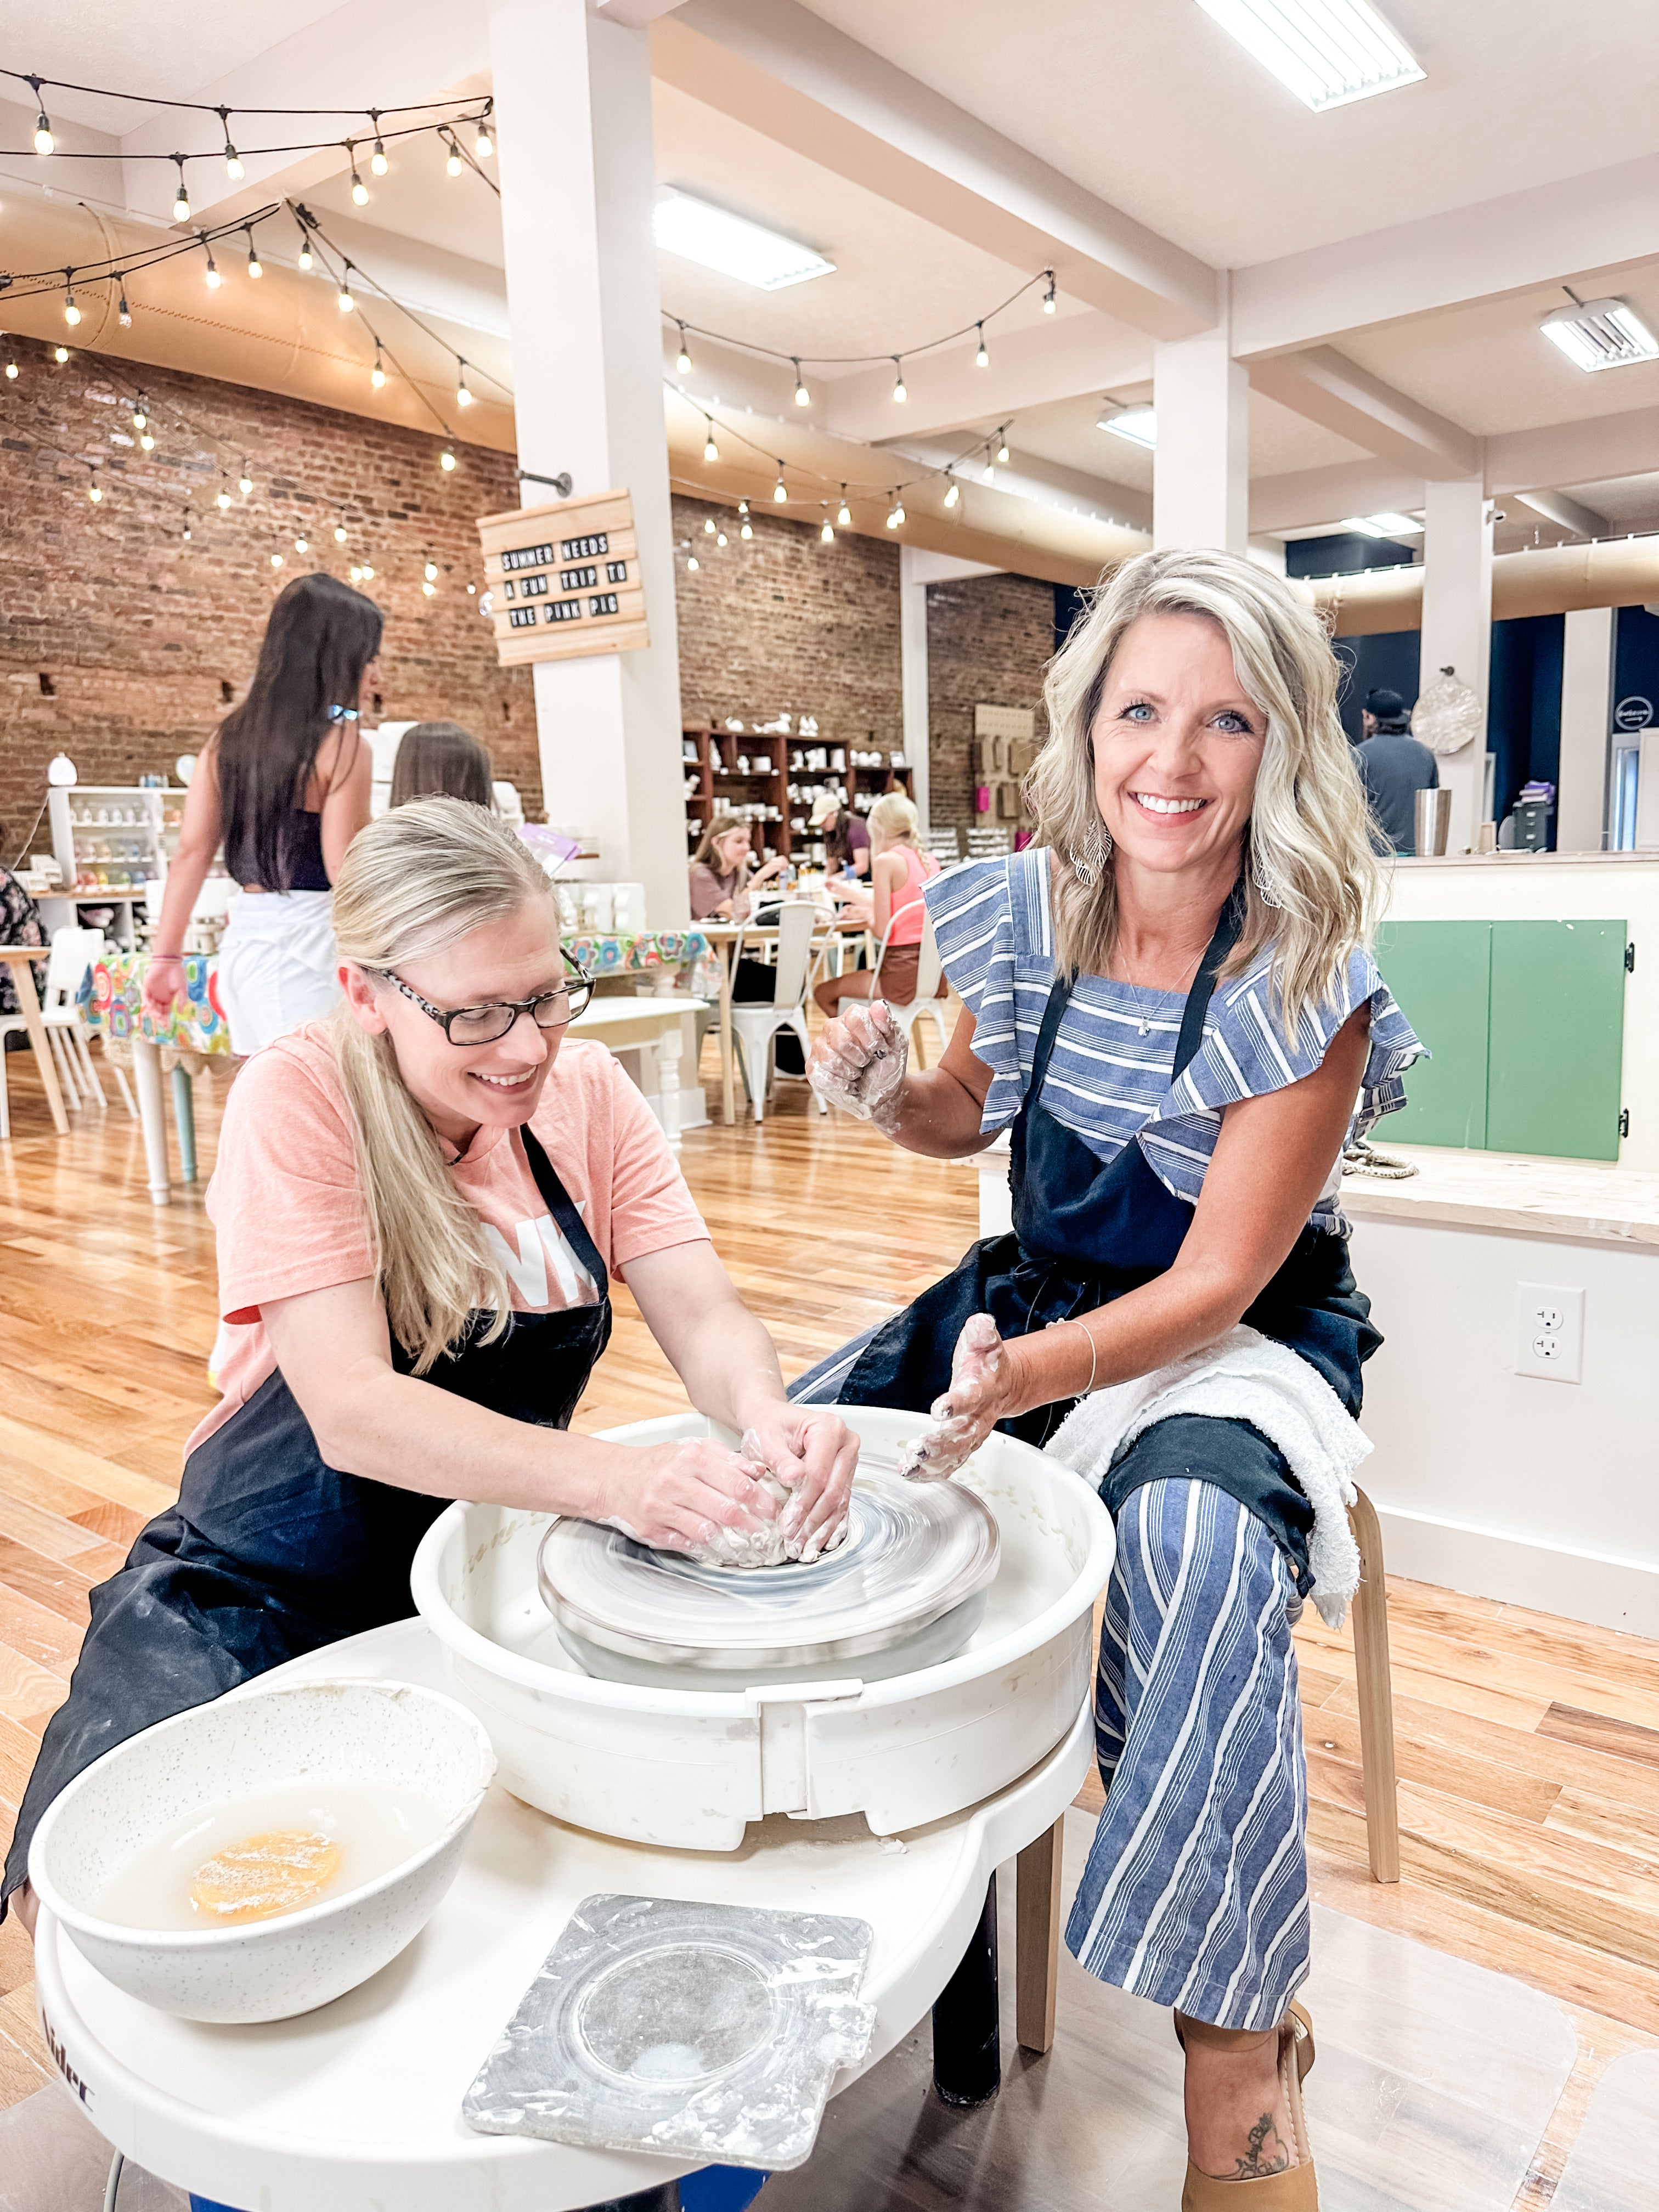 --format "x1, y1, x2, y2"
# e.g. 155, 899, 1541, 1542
140, 431, 155, 450
983, 457, 996, 483
893, 359, 907, 402
837, 496, 851, 527
53, 345, 69, 364
997, 435, 1009, 464
475, 125, 493, 159
239, 466, 252, 493
740, 520, 752, 539
887, 499, 905, 528
371, 357, 387, 391
63, 290, 80, 328
335, 523, 347, 543
117, 291, 132, 326
33, 111, 54, 157
445, 138, 461, 178
88, 481, 102, 503
3, 362, 15, 381
455, 367, 472, 408
182, 518, 191, 540
975, 324, 989, 368
297, 240, 314, 272
246, 239, 262, 279
675, 326, 692, 375
703, 518, 715, 535
687, 555, 699, 571
361, 564, 374, 580
271, 552, 284, 567
703, 429, 719, 462
439, 448, 455, 471
1043, 271, 1056, 313
424, 559, 438, 580
371, 139, 388, 176
351, 165, 369, 206
422, 579, 436, 596
224, 144, 243, 180
793, 360, 810, 406
295, 536, 308, 552
716, 532, 727, 546
349, 566, 363, 582
337, 279, 354, 314
773, 473, 787, 503
466, 582, 475, 595
820, 518, 834, 543
944, 477, 960, 508
216, 485, 231, 510
204, 252, 221, 291
173, 176, 190, 223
